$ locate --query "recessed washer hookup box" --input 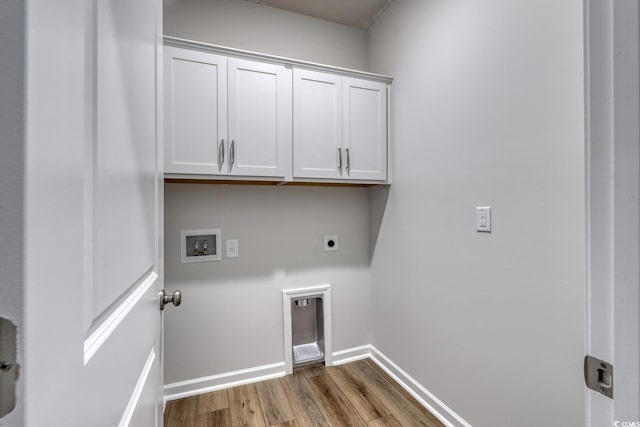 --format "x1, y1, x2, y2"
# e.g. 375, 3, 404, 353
180, 228, 221, 263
